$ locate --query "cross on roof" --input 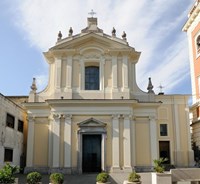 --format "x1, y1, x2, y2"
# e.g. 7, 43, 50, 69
88, 9, 96, 18
158, 84, 164, 93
